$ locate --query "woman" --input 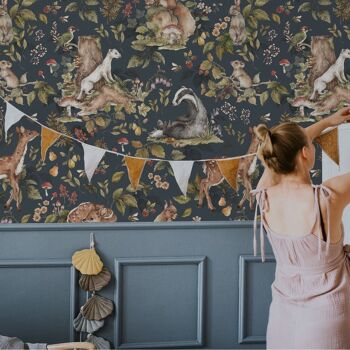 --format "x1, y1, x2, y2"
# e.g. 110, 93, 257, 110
250, 106, 350, 349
